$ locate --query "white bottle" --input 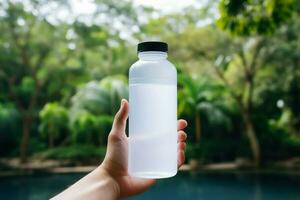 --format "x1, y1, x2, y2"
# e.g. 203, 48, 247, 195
128, 41, 177, 179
